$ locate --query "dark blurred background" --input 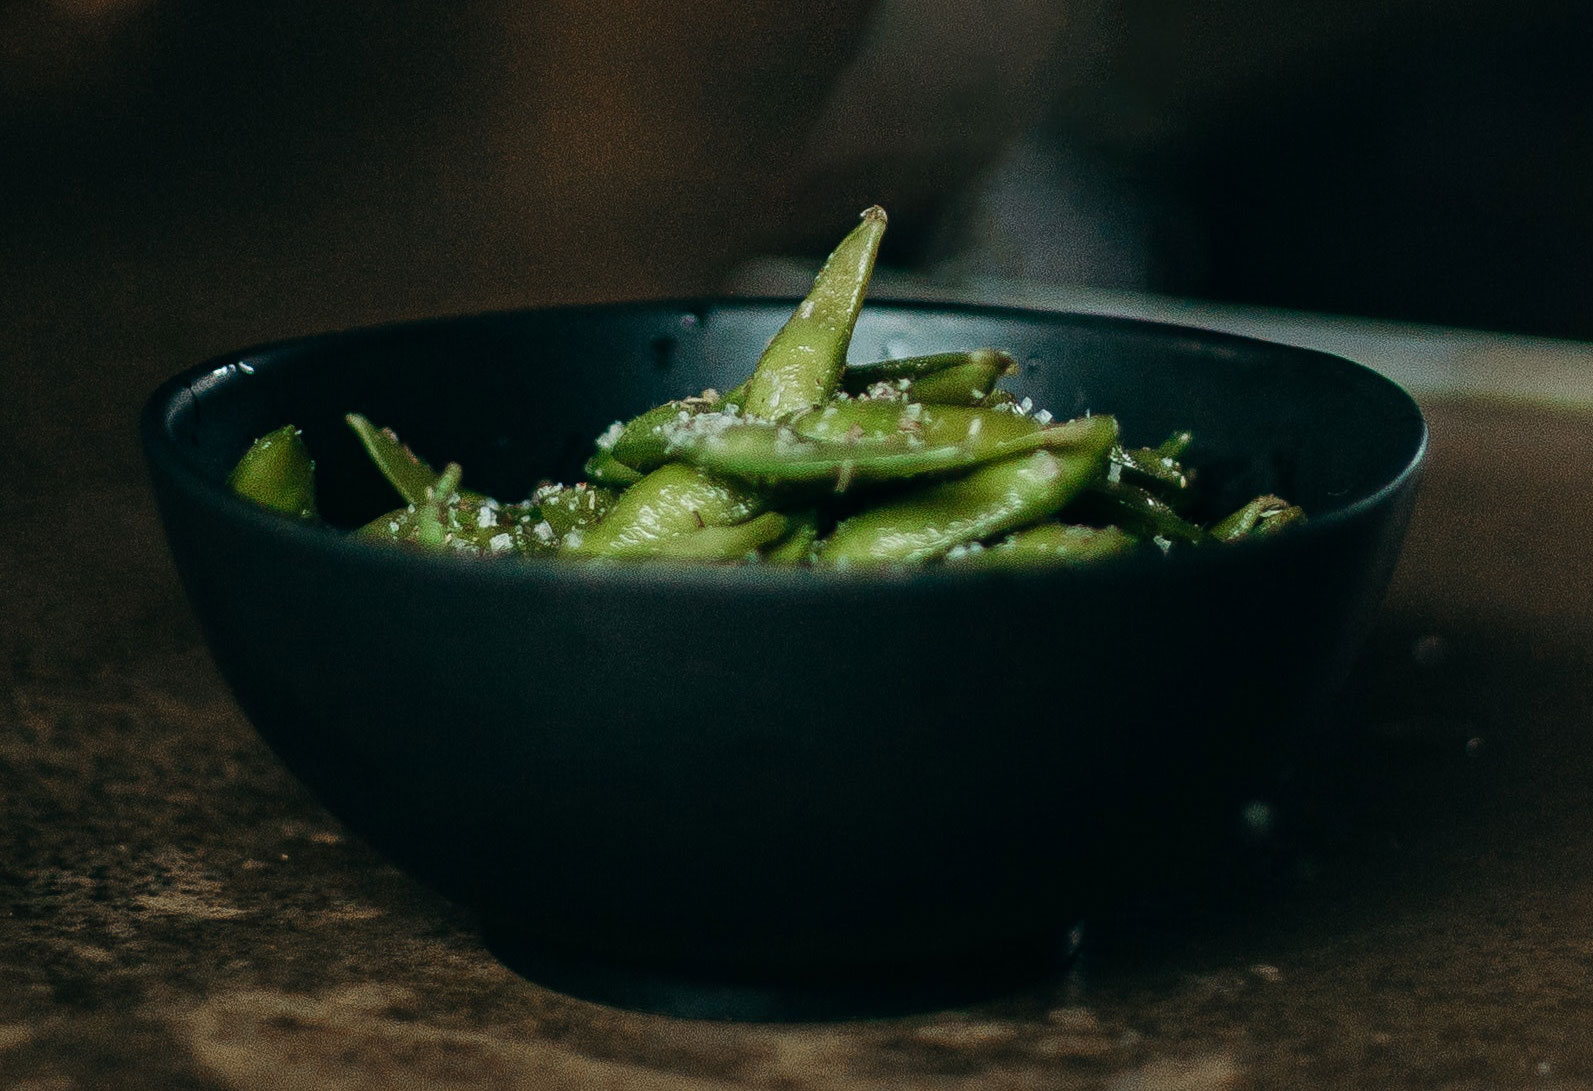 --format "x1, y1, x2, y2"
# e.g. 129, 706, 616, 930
4, 0, 1591, 338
